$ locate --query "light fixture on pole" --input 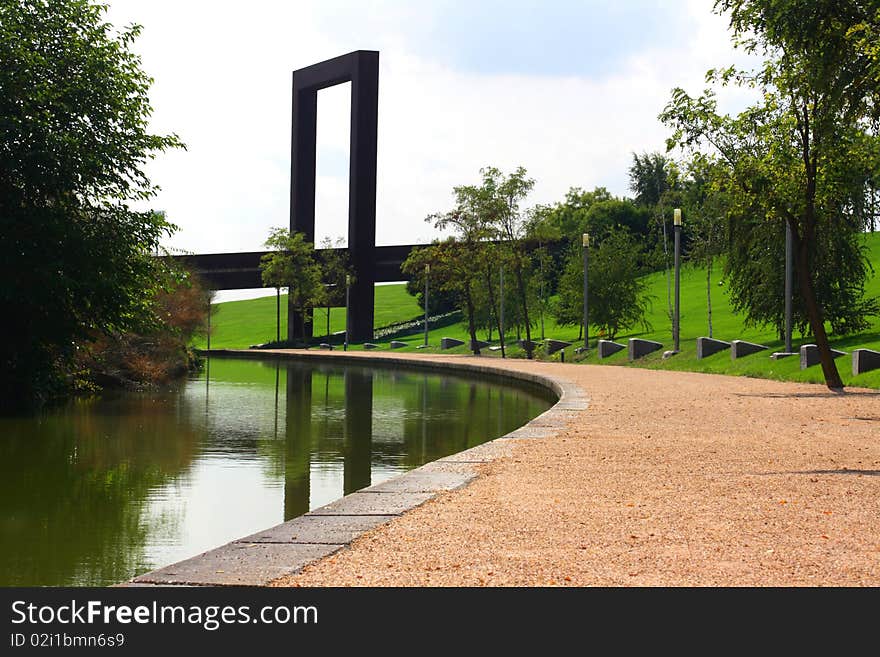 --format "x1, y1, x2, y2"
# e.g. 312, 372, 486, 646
424, 263, 430, 347
344, 273, 351, 351
784, 222, 793, 354
582, 233, 590, 350
499, 266, 505, 350
673, 208, 682, 353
